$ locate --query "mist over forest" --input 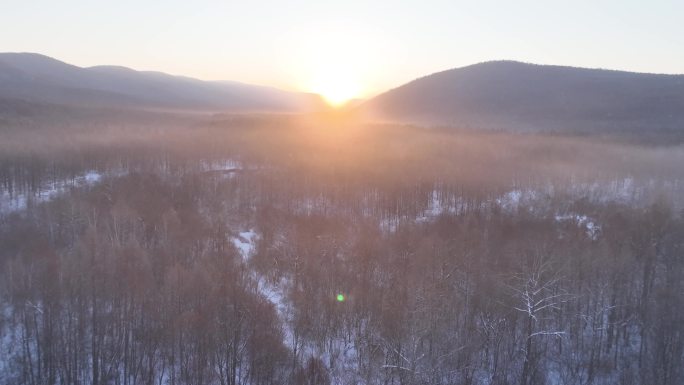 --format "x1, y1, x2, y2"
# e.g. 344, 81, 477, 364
1, 44, 684, 385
